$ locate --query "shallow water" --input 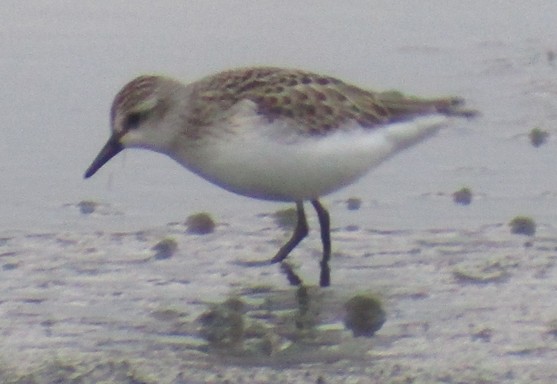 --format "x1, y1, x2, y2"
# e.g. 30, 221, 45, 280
1, 1, 557, 382
2, 1, 556, 233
